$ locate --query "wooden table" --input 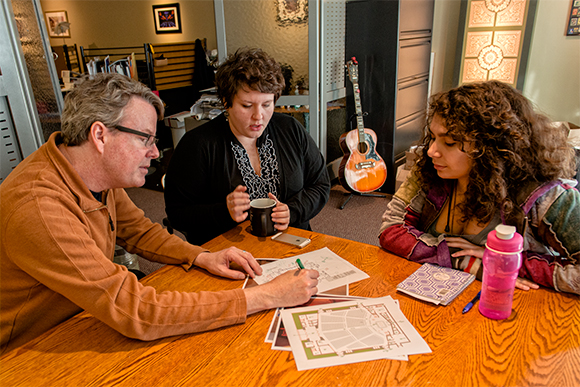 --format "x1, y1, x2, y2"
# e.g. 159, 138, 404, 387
1, 223, 578, 387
